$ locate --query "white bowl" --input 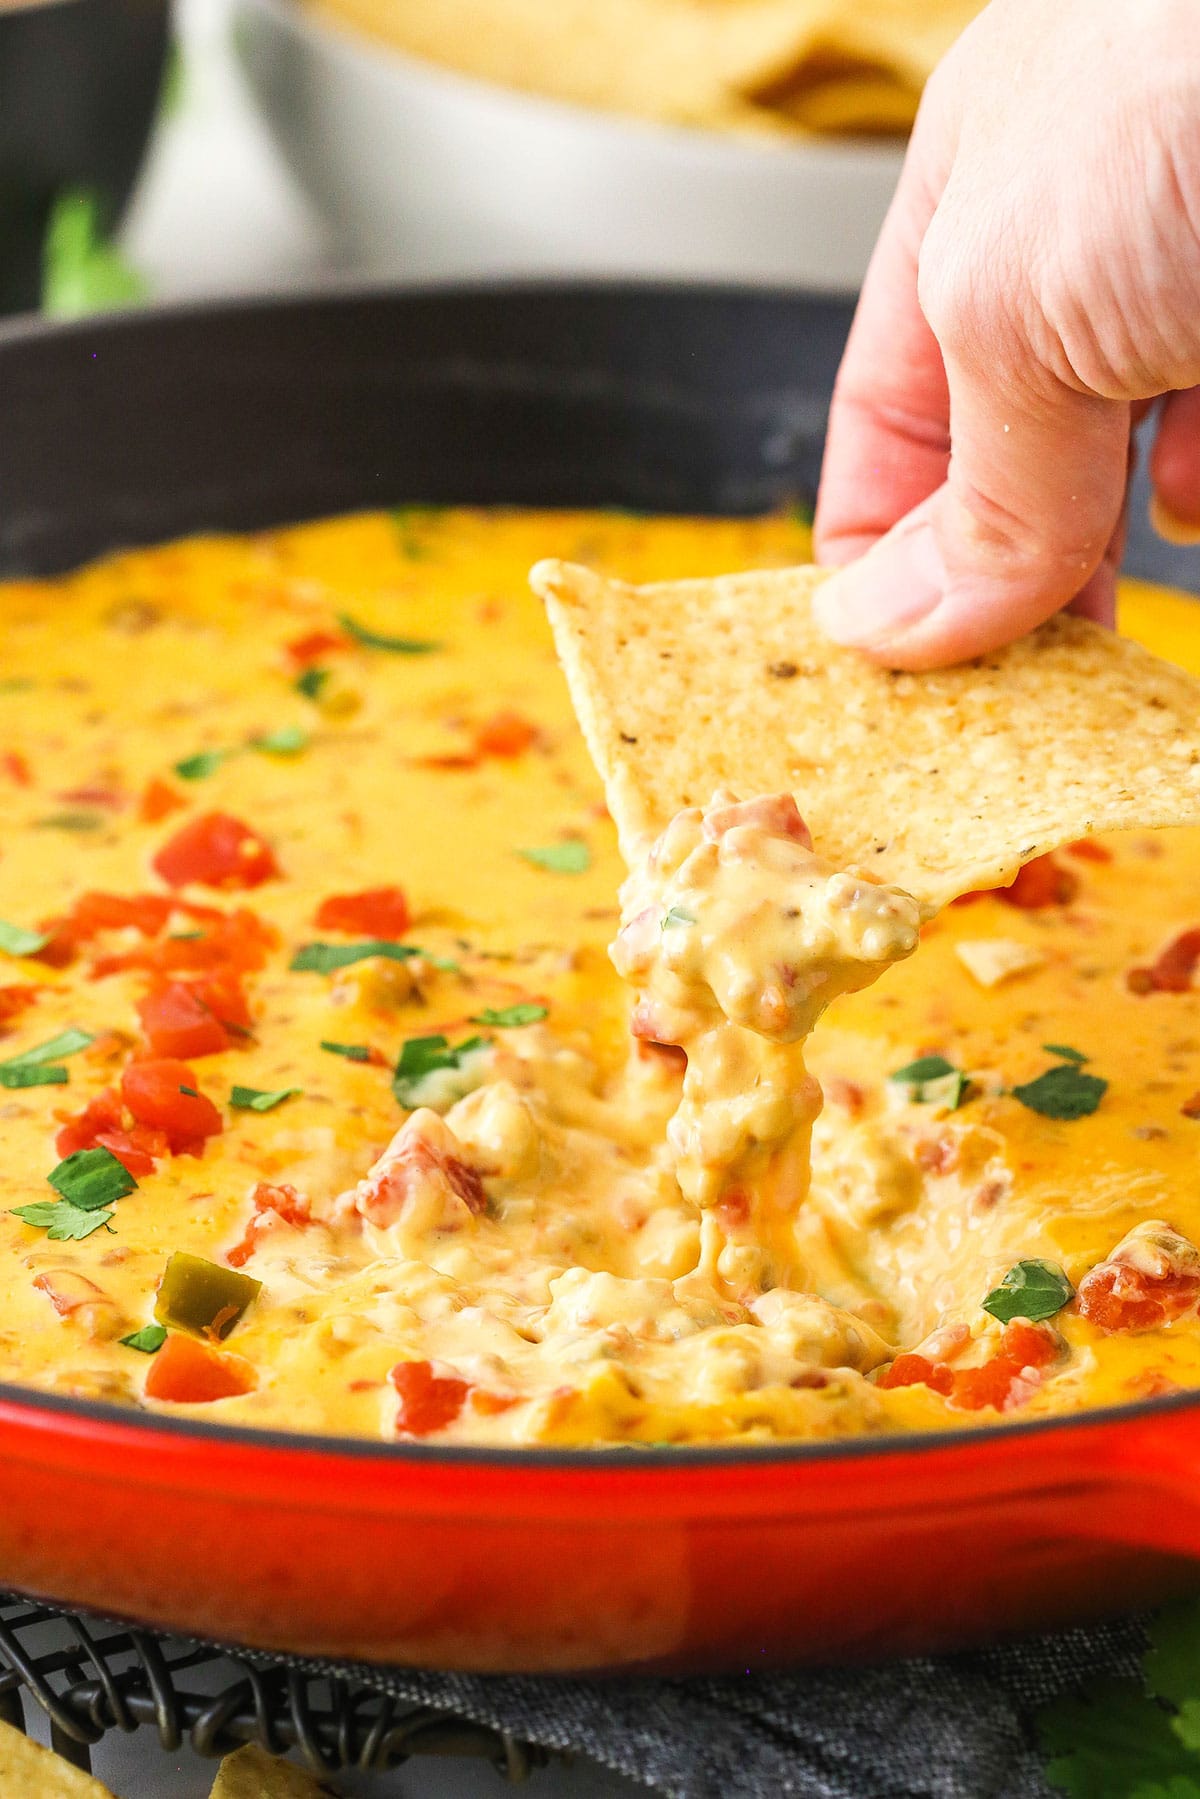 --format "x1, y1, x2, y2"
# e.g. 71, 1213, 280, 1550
234, 0, 903, 293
